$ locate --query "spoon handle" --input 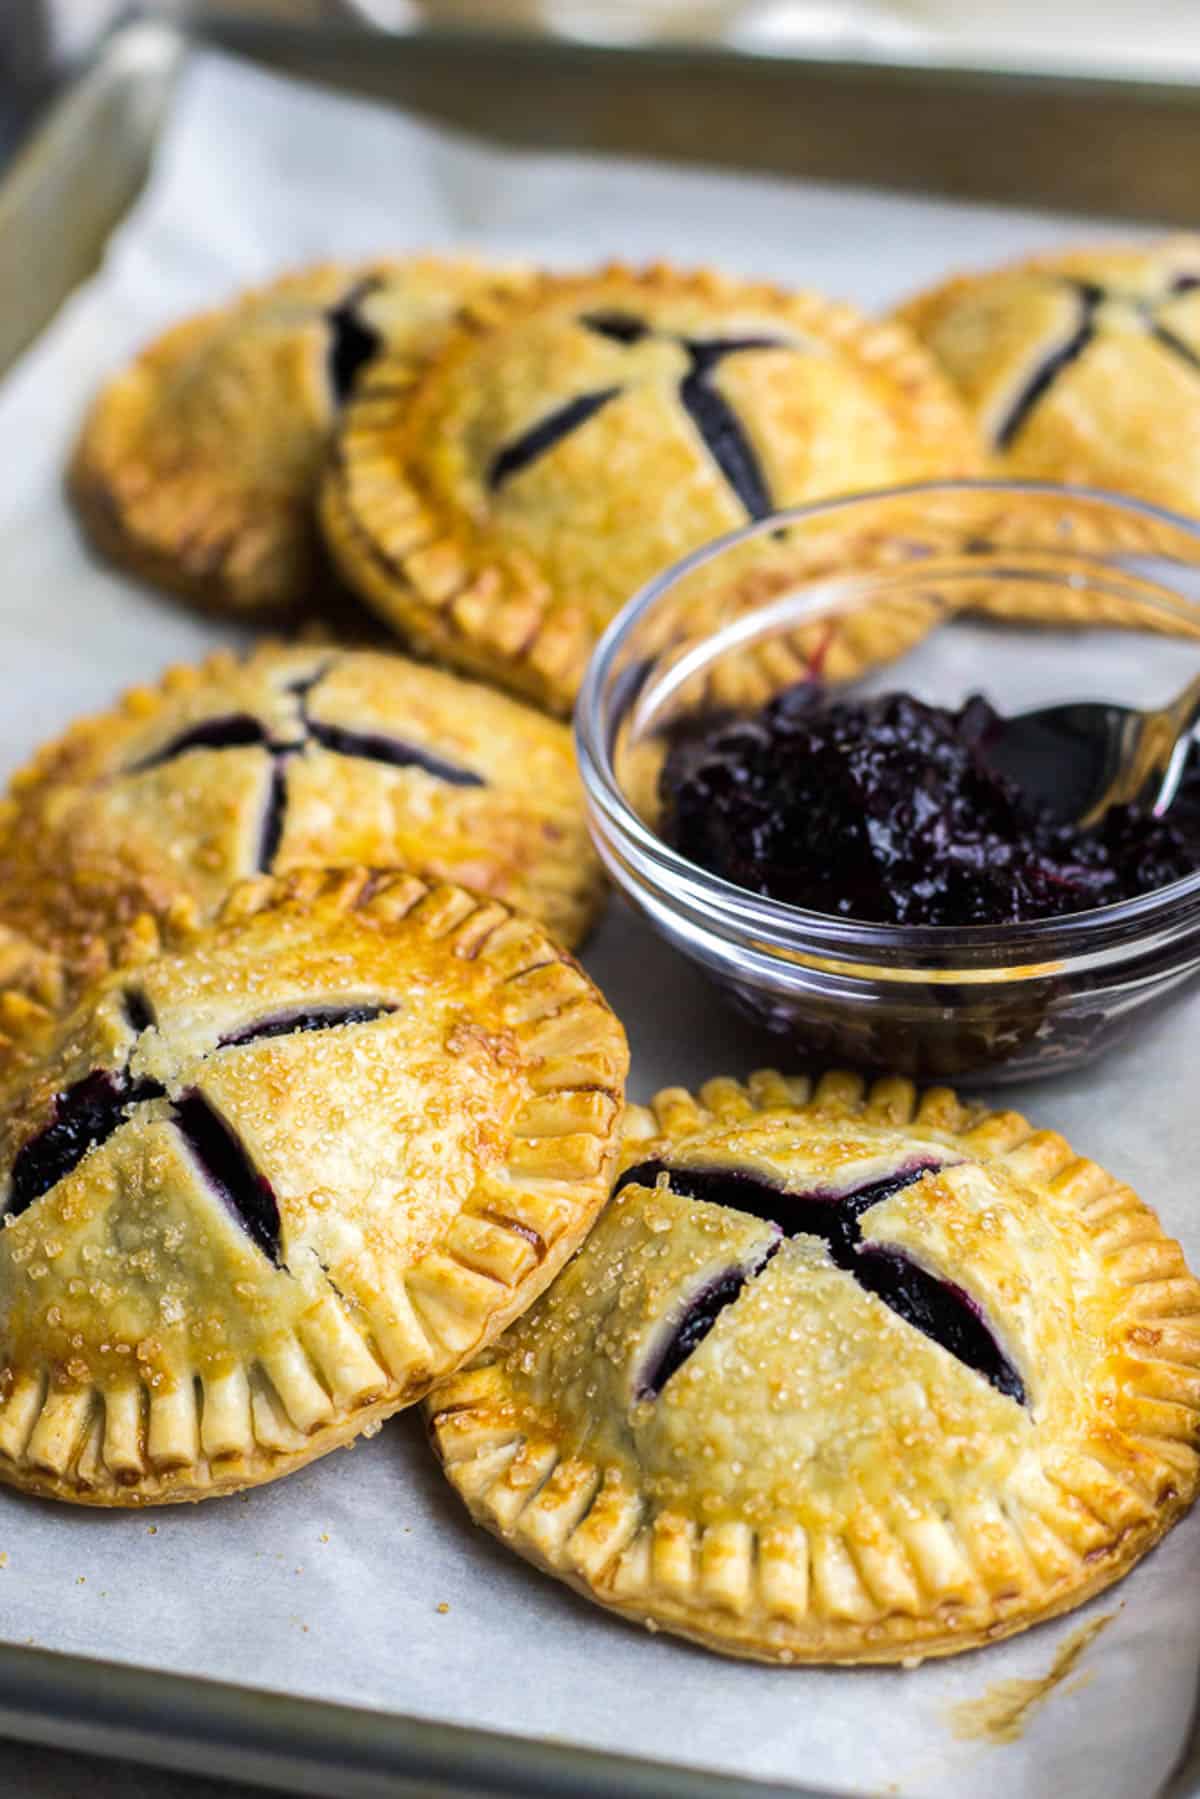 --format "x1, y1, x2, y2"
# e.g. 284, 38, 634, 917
1079, 668, 1200, 826
1152, 669, 1200, 817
